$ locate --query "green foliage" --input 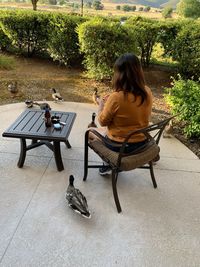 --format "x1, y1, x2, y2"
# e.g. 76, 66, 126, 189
132, 6, 136, 11
177, 0, 200, 19
122, 5, 132, 12
0, 10, 50, 56
165, 76, 200, 138
173, 21, 200, 79
47, 14, 85, 66
151, 42, 178, 67
162, 6, 173, 18
93, 0, 104, 10
0, 26, 11, 51
157, 20, 181, 57
125, 17, 160, 66
116, 5, 121, 10
0, 54, 16, 69
77, 18, 135, 79
143, 6, 151, 12
85, 1, 92, 8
